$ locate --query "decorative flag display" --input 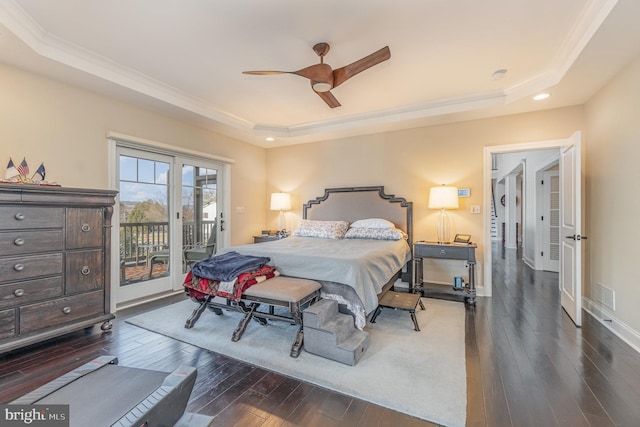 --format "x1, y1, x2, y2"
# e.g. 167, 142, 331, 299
33, 163, 46, 181
5, 158, 19, 179
17, 158, 29, 176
